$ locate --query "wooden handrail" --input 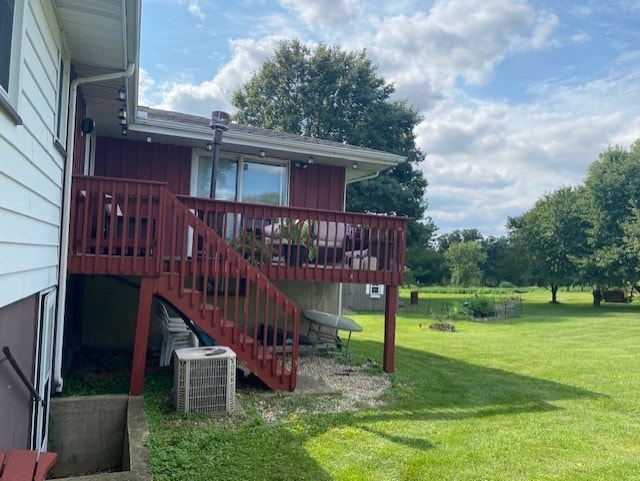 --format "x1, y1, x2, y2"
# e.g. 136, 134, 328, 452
159, 190, 300, 389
